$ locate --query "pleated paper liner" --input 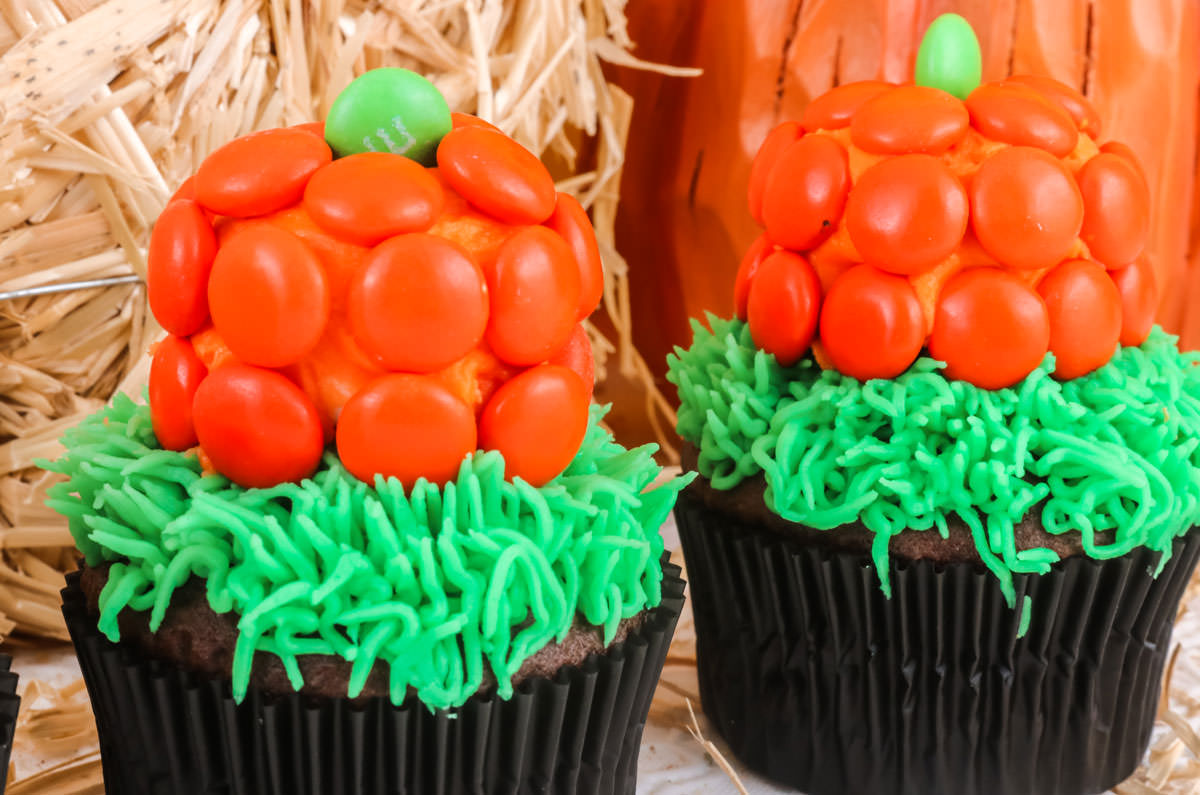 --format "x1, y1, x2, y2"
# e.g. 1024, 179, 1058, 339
674, 487, 1200, 795
61, 561, 684, 795
0, 652, 18, 794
